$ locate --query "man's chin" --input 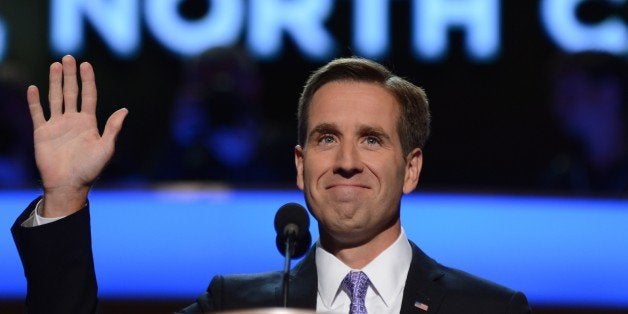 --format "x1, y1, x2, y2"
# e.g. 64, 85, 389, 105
329, 201, 369, 219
